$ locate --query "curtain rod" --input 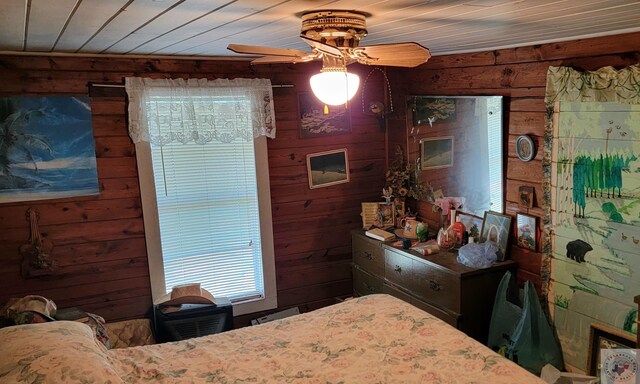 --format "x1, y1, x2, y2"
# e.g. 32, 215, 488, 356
90, 83, 294, 88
